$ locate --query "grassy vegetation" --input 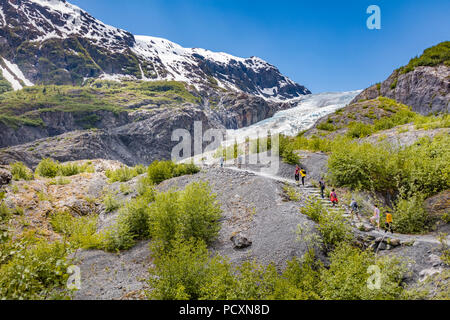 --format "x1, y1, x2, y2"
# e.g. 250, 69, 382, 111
0, 80, 201, 128
399, 41, 450, 74
0, 71, 13, 94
